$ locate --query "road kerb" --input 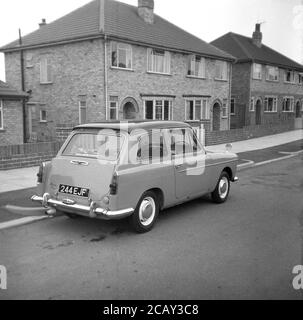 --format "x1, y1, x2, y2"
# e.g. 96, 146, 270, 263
0, 216, 49, 231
